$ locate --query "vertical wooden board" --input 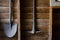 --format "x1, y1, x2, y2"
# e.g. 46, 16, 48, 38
16, 0, 20, 40
48, 7, 52, 40
14, 0, 20, 40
